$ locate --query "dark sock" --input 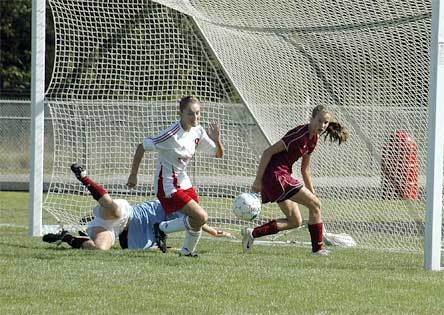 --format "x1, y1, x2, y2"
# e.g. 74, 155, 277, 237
62, 234, 89, 249
118, 229, 128, 249
80, 176, 108, 201
252, 220, 279, 238
308, 223, 324, 252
